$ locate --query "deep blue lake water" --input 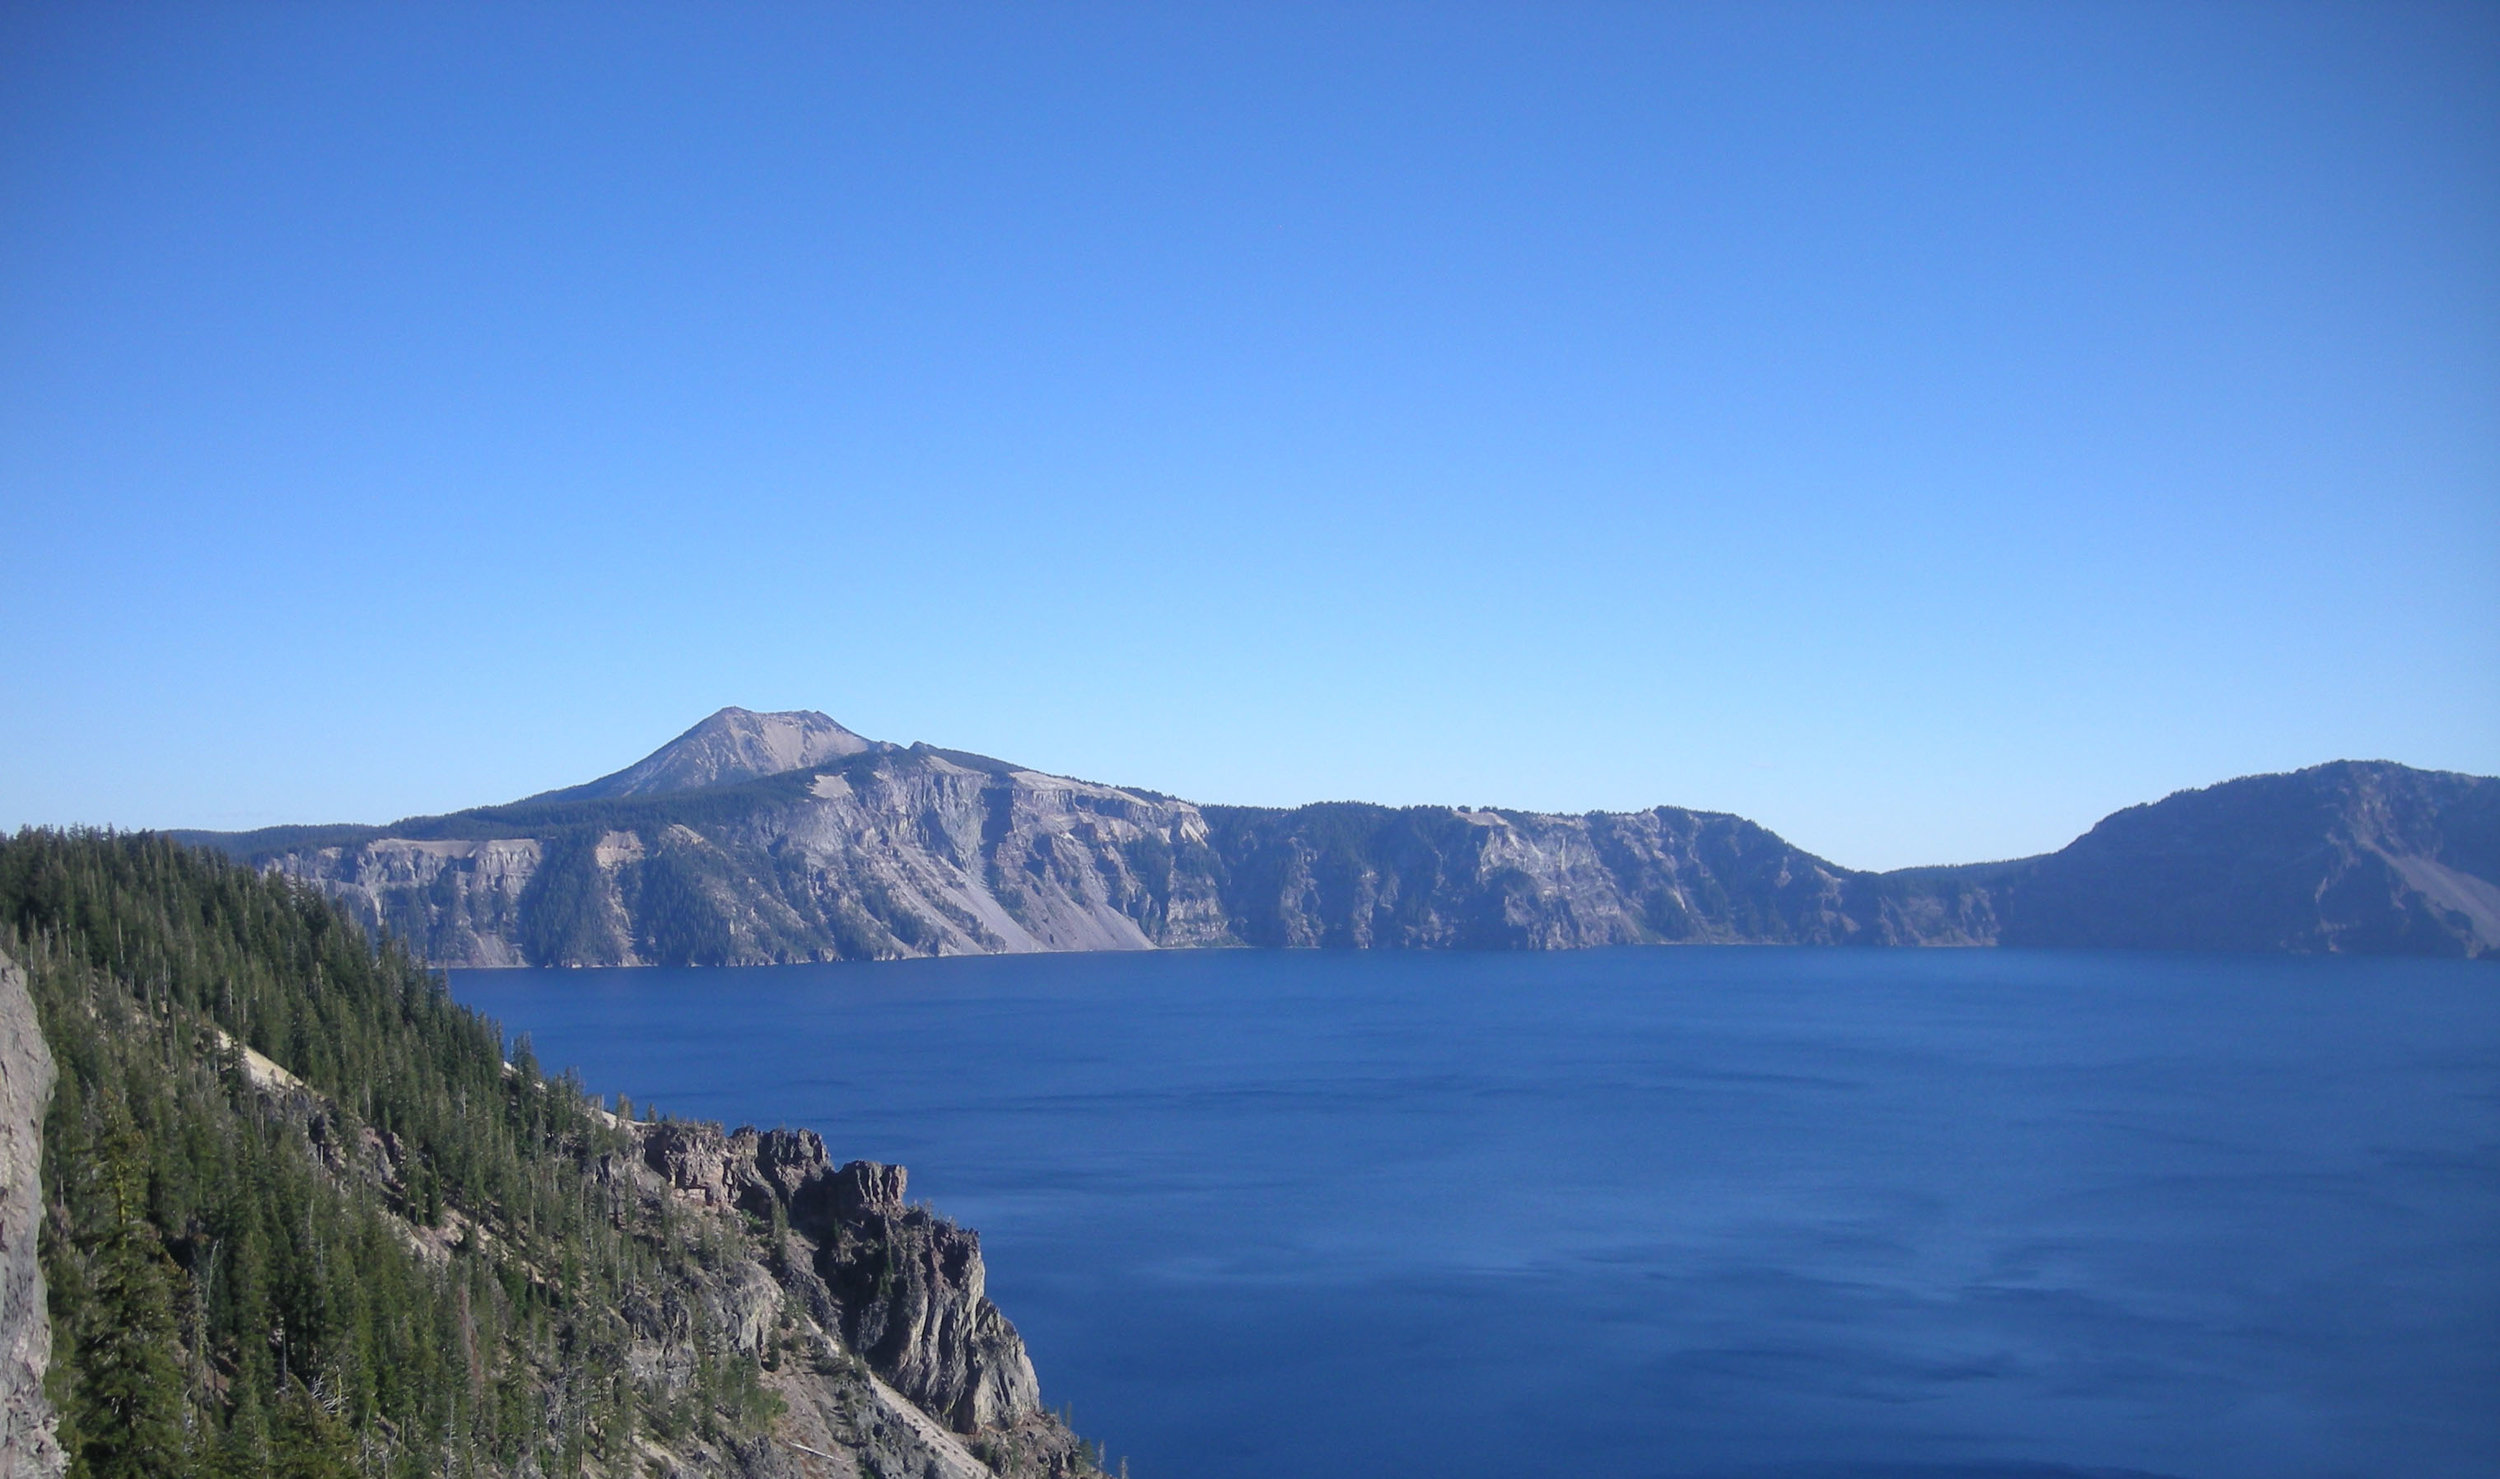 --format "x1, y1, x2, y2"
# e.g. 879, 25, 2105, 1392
450, 948, 2499, 1479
